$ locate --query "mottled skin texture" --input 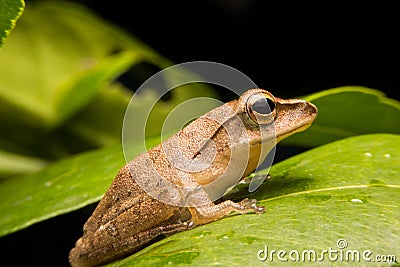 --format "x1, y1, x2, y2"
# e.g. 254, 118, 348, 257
69, 89, 317, 267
